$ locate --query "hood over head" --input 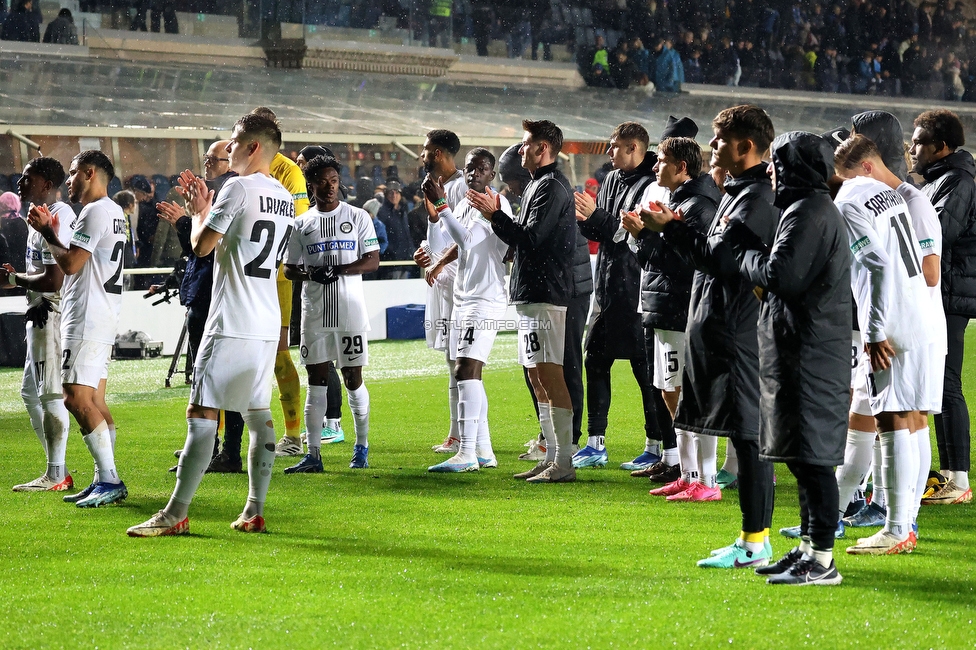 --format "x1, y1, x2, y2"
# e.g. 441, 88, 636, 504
850, 111, 907, 181
498, 143, 531, 186
660, 116, 698, 140
770, 131, 835, 209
